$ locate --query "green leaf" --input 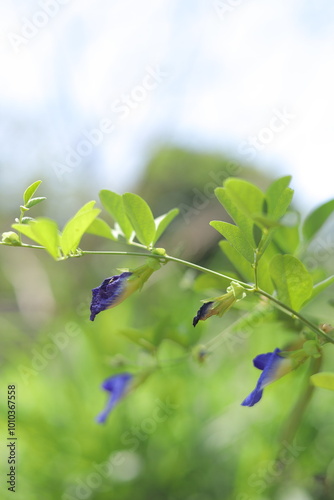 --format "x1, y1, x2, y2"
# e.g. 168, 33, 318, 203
269, 255, 313, 310
23, 180, 42, 205
61, 201, 100, 255
215, 179, 264, 247
21, 217, 35, 224
224, 178, 265, 221
215, 187, 255, 247
210, 221, 254, 263
219, 240, 274, 293
273, 224, 300, 254
99, 190, 133, 241
123, 193, 156, 247
310, 372, 334, 391
252, 215, 281, 229
266, 176, 293, 220
25, 197, 47, 209
86, 218, 116, 240
1, 231, 21, 245
153, 208, 179, 244
13, 218, 60, 259
303, 199, 334, 242
219, 240, 254, 283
